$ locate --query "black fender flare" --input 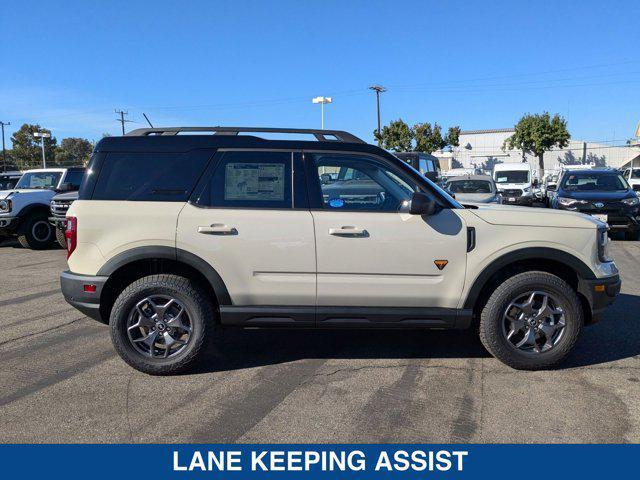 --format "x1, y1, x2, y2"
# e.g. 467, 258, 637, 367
96, 246, 232, 305
17, 202, 52, 219
462, 247, 595, 310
